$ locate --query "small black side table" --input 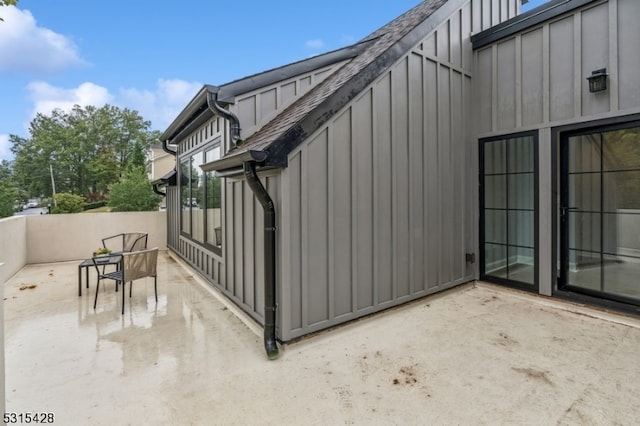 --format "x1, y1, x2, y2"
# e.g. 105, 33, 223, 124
77, 255, 121, 296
